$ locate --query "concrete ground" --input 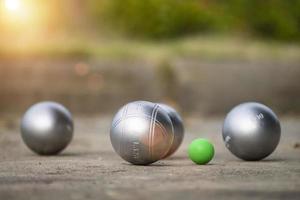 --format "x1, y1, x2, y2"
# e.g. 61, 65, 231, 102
0, 116, 299, 200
